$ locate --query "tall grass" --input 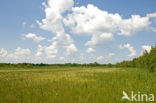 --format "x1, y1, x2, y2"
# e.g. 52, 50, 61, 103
0, 67, 155, 103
